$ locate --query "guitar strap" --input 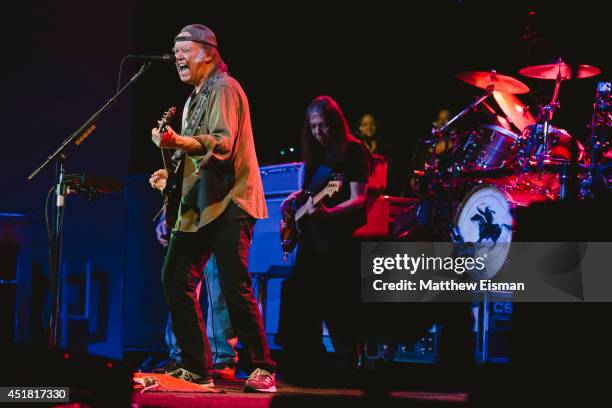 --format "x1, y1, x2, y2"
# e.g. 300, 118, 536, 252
306, 165, 333, 194
173, 70, 229, 162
